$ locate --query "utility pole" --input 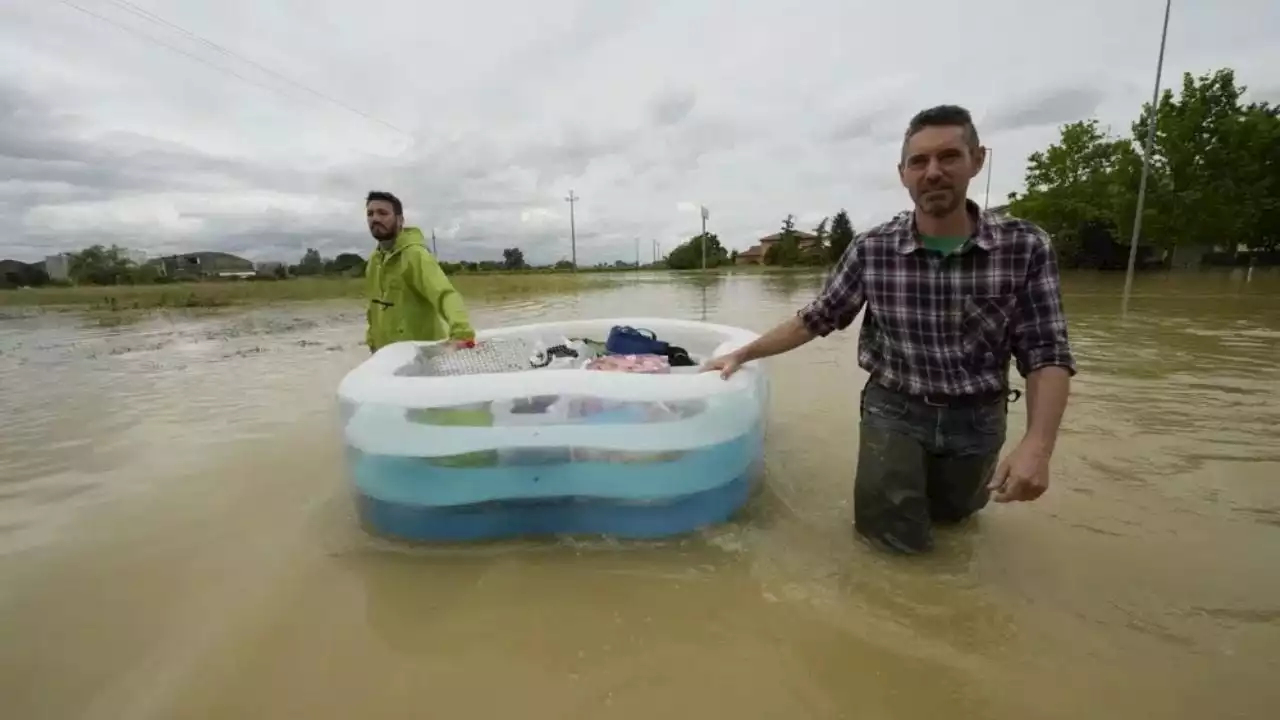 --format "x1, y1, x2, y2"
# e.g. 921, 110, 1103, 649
1122, 0, 1173, 318
634, 237, 640, 271
700, 205, 709, 271
431, 228, 438, 257
565, 189, 579, 271
983, 149, 994, 211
